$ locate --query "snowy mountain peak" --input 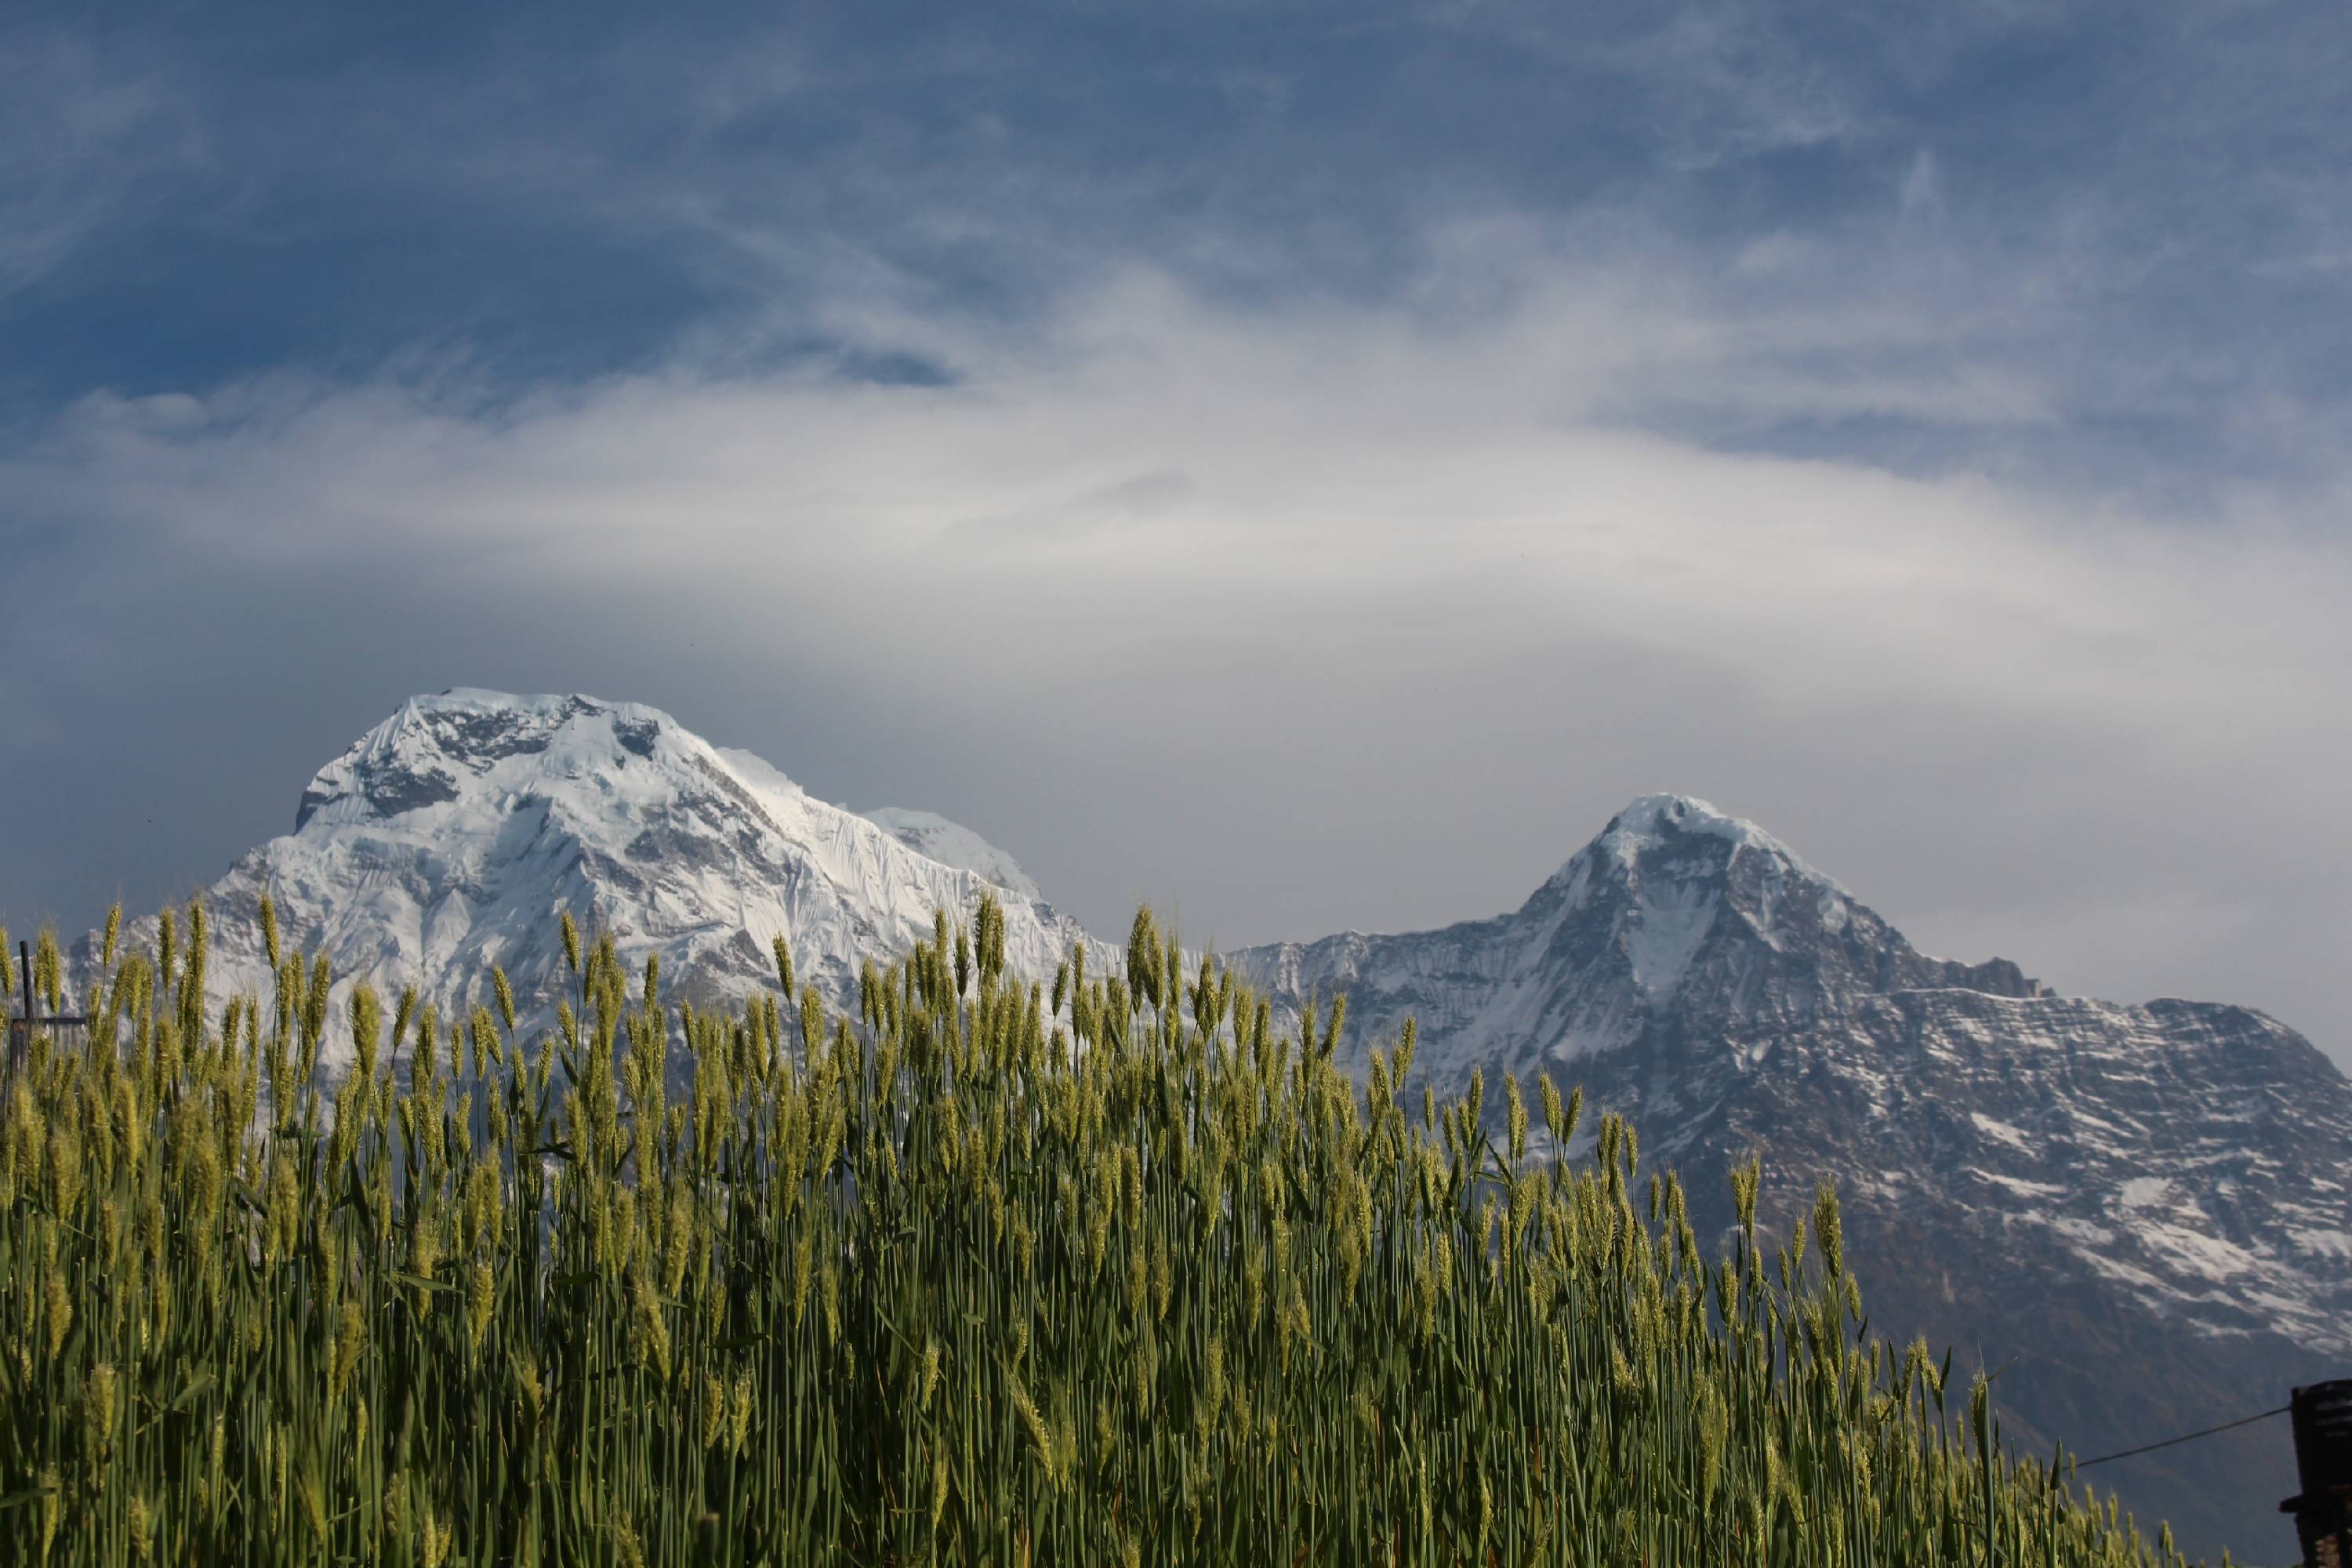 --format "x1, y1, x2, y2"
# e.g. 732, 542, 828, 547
1574, 793, 1842, 898
1242, 792, 2038, 1072
293, 691, 720, 833
1231, 793, 2349, 1555
100, 691, 1092, 1066
1522, 793, 1871, 1005
1599, 791, 1740, 844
